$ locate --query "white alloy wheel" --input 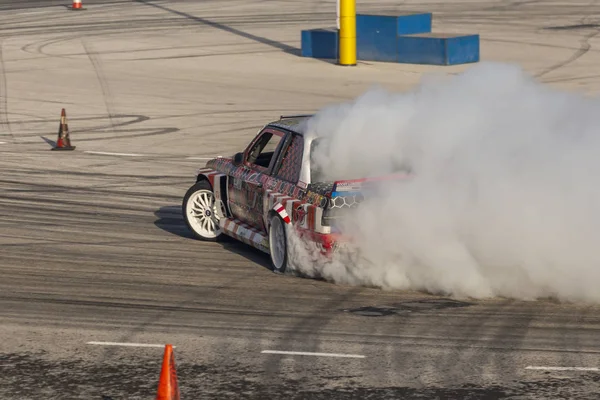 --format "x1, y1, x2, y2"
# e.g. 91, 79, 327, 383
183, 181, 222, 241
269, 214, 288, 273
